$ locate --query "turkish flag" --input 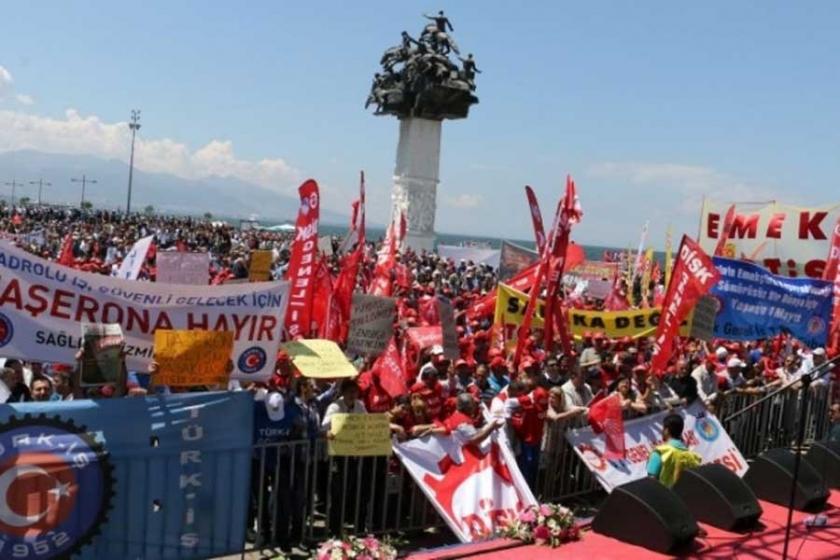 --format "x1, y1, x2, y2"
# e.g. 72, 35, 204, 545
588, 393, 625, 460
